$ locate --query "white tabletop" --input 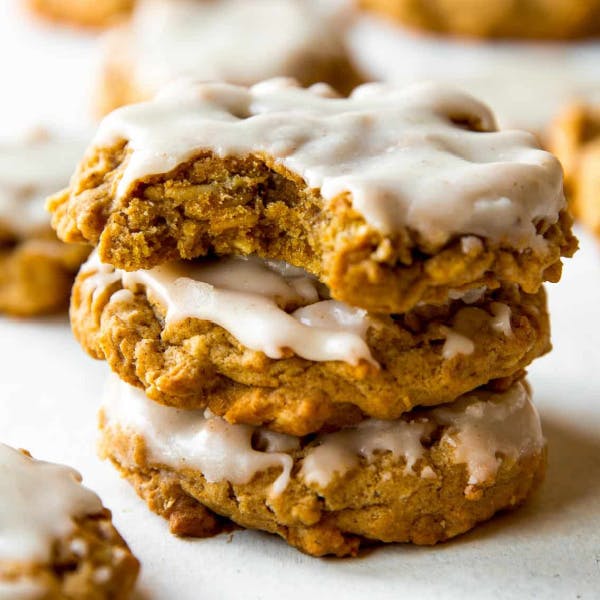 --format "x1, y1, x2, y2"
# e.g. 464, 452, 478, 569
0, 2, 599, 598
